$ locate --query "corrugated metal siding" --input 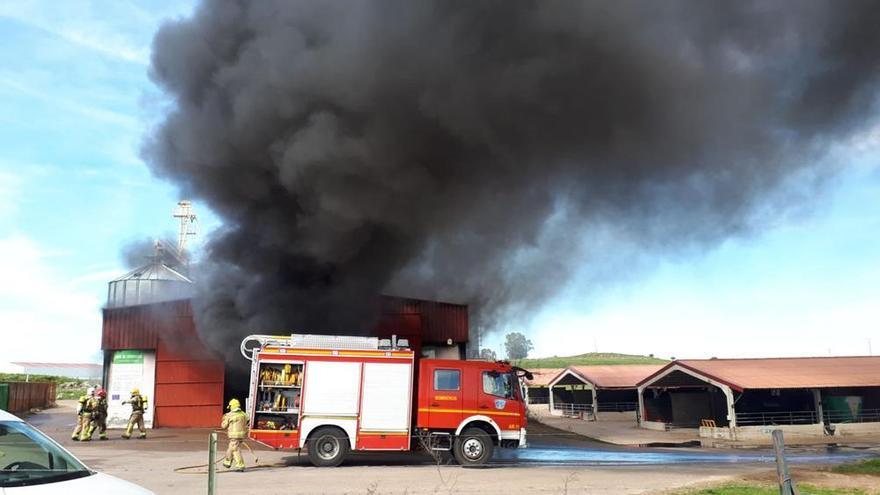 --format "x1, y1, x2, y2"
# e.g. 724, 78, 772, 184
154, 382, 224, 407
102, 299, 193, 350
154, 331, 224, 428
1, 382, 56, 413
152, 406, 220, 428
103, 299, 223, 427
155, 361, 225, 384
381, 296, 469, 344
